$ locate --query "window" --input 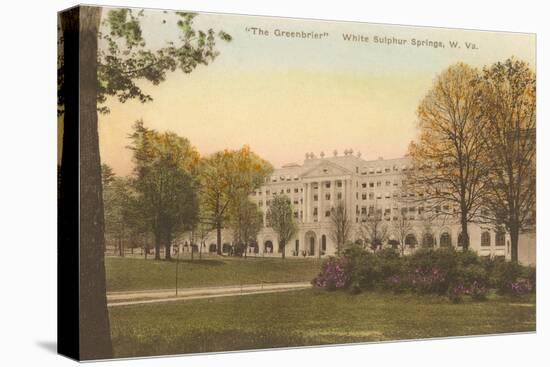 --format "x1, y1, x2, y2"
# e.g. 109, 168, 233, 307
337, 192, 342, 200
385, 181, 391, 186
362, 193, 367, 200
294, 188, 299, 193
369, 182, 374, 188
325, 194, 331, 200
361, 207, 367, 215
481, 232, 491, 247
496, 231, 505, 247
286, 188, 290, 193
293, 211, 298, 218
376, 181, 382, 187
337, 181, 342, 187
313, 207, 318, 216
314, 195, 318, 201
362, 183, 367, 188
325, 210, 331, 217
326, 182, 331, 188
266, 190, 270, 195
293, 200, 299, 205
369, 193, 374, 200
